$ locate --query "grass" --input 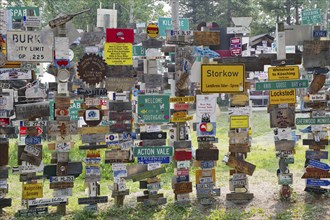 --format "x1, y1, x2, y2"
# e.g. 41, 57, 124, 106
1, 109, 329, 219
